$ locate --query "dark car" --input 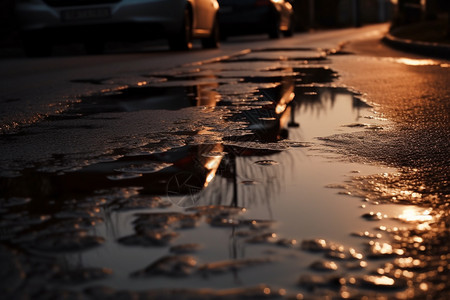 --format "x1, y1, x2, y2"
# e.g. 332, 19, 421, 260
15, 0, 220, 56
218, 0, 295, 39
